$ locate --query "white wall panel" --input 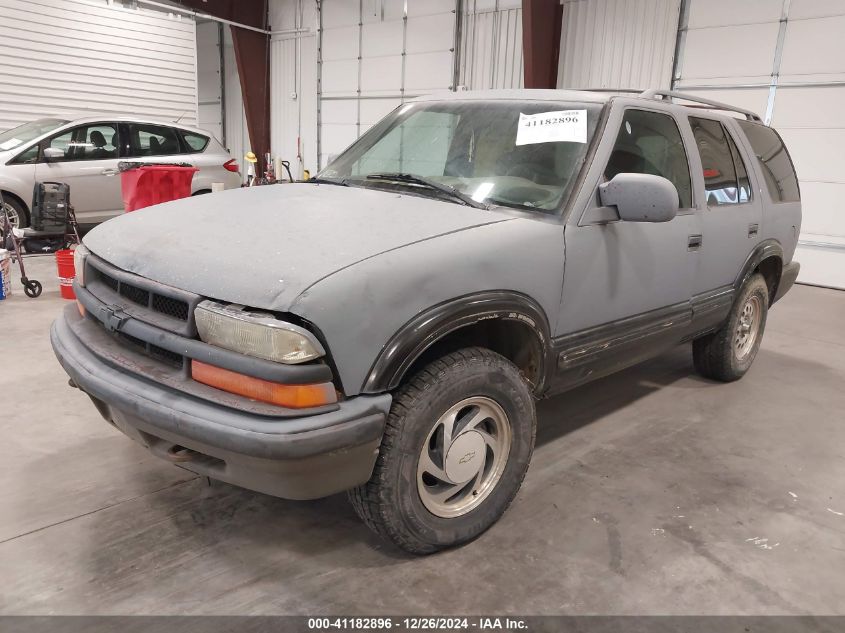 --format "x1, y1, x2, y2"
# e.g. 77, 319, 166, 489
779, 15, 845, 79
360, 98, 401, 126
681, 23, 779, 82
269, 0, 318, 177
316, 0, 457, 167
686, 0, 781, 28
789, 0, 845, 19
557, 0, 680, 90
196, 21, 223, 143
222, 26, 248, 181
676, 0, 845, 288
0, 0, 197, 133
